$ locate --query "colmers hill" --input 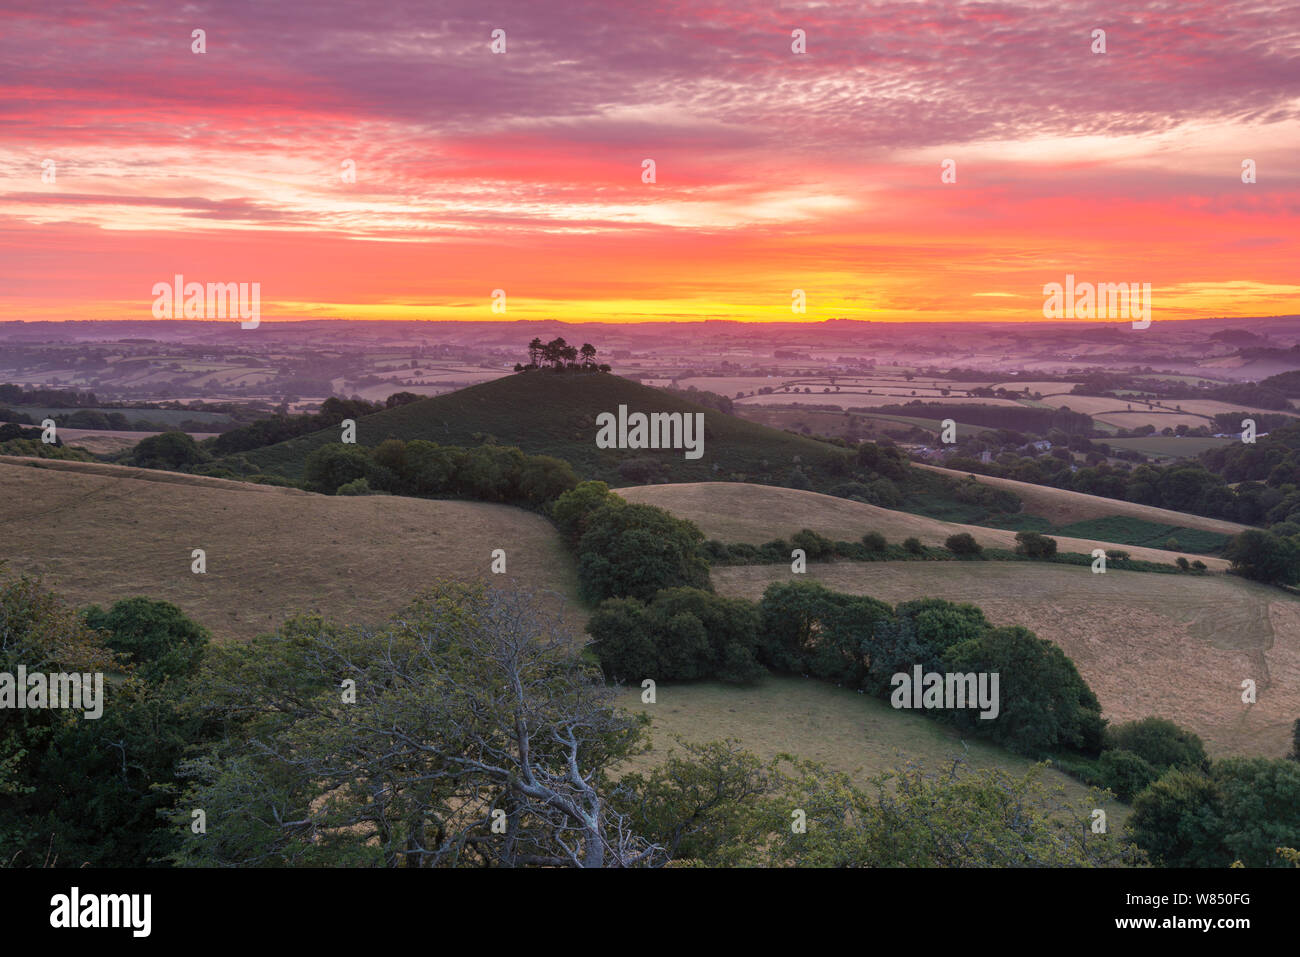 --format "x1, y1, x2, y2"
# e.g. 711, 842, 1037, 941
214, 372, 880, 493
